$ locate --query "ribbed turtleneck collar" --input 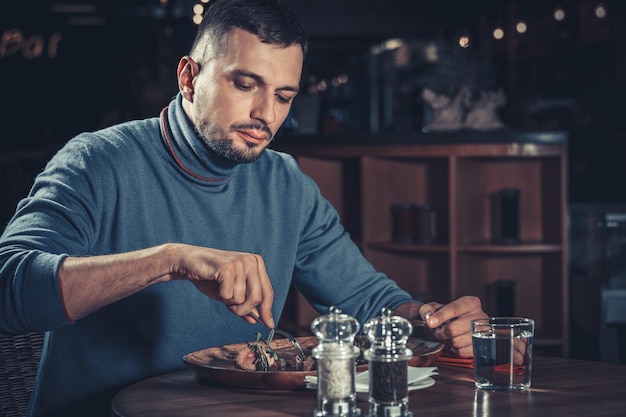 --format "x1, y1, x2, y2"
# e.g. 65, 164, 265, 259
160, 93, 241, 184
